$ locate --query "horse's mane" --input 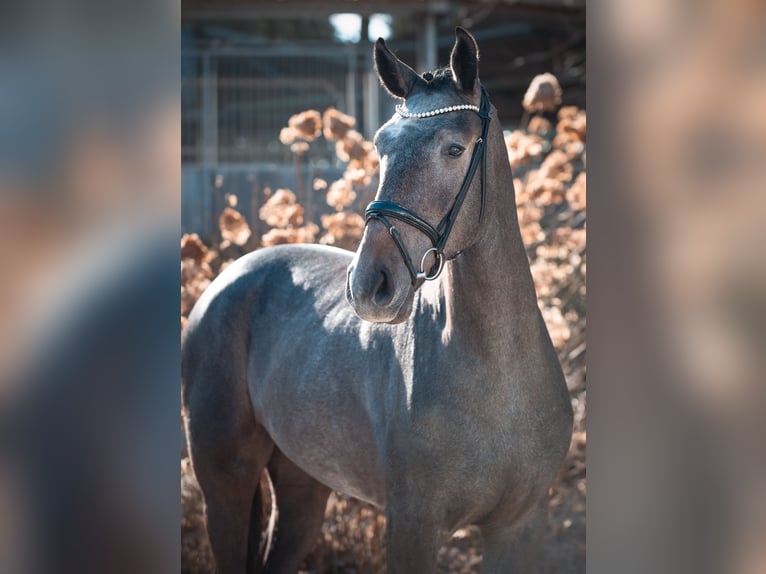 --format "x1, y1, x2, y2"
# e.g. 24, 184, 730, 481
422, 67, 454, 89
